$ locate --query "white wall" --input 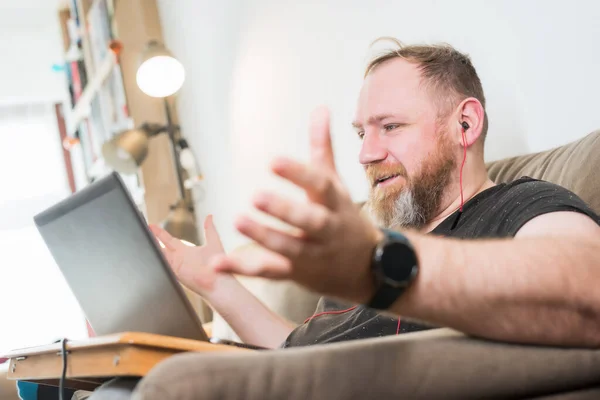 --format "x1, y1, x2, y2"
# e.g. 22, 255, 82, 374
0, 104, 88, 353
0, 2, 87, 352
0, 4, 67, 106
158, 0, 600, 250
